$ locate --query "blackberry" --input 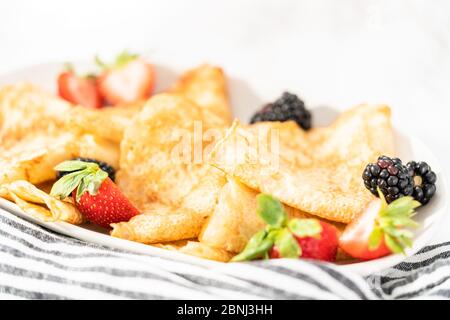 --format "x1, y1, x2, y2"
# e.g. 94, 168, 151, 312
56, 157, 116, 181
250, 92, 312, 130
406, 161, 437, 205
362, 156, 414, 203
